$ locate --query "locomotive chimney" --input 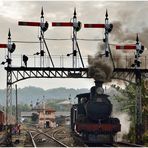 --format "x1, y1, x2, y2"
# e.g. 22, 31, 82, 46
95, 80, 103, 88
